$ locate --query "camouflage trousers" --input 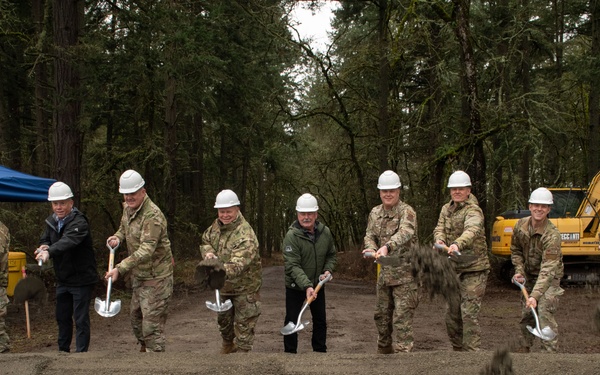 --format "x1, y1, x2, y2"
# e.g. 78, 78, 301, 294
0, 288, 9, 352
520, 283, 563, 352
446, 270, 488, 351
374, 281, 419, 352
130, 275, 173, 352
218, 292, 261, 351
